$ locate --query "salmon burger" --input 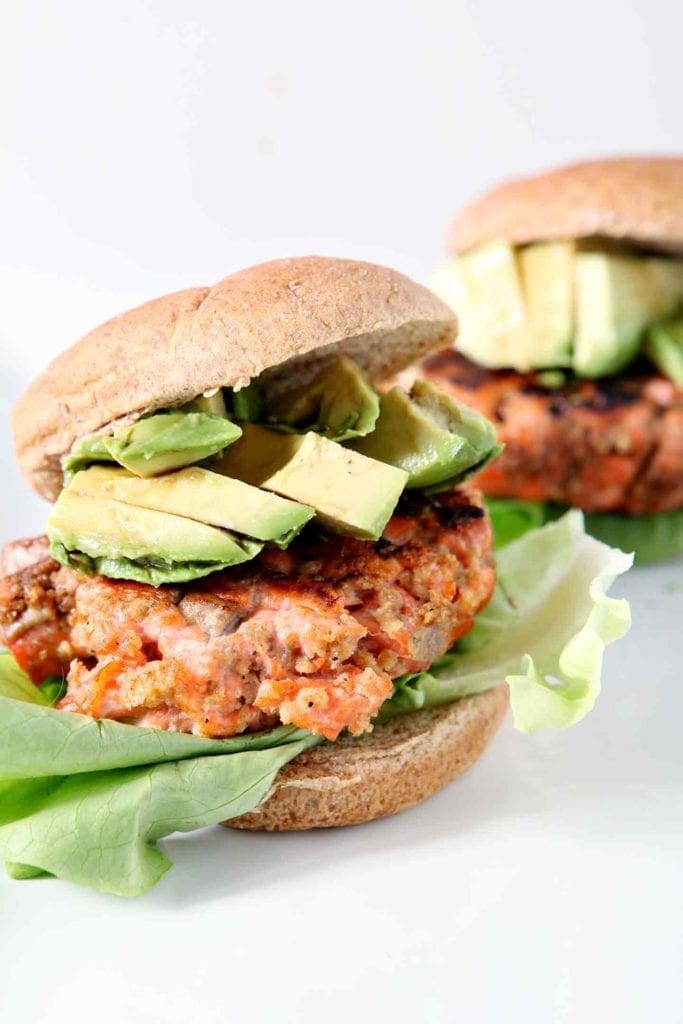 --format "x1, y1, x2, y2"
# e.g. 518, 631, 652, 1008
0, 256, 631, 895
426, 157, 683, 562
